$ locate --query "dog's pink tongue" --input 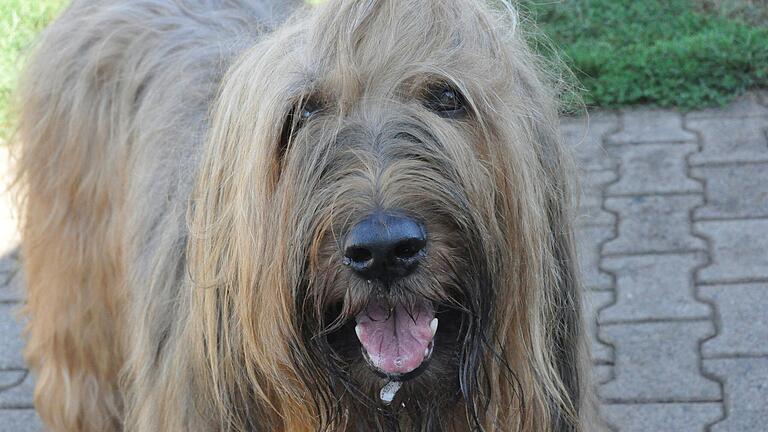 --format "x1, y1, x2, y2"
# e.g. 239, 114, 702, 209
355, 300, 435, 375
